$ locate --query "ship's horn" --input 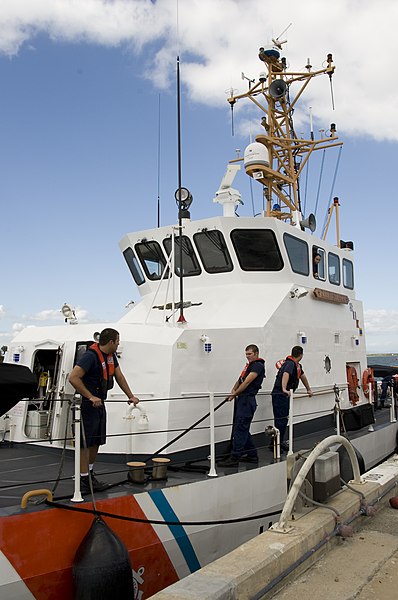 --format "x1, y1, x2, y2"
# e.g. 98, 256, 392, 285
269, 79, 287, 99
300, 213, 316, 232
